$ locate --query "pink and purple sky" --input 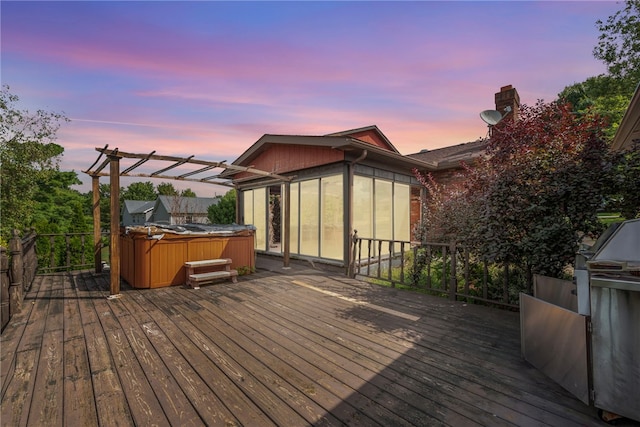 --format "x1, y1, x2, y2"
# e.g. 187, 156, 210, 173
2, 1, 621, 195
